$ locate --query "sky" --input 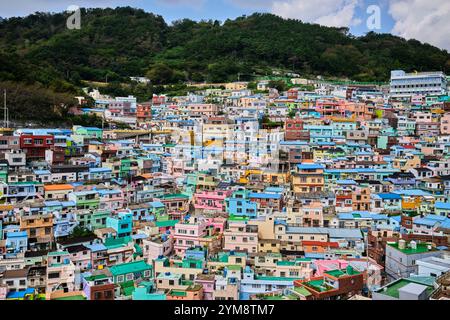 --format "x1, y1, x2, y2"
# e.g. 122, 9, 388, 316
0, 0, 449, 51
